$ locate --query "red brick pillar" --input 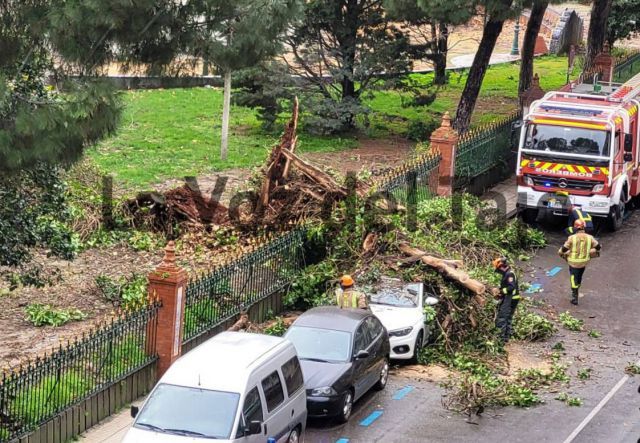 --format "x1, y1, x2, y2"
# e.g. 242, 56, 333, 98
593, 42, 615, 83
148, 241, 188, 378
430, 112, 459, 196
520, 73, 545, 114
